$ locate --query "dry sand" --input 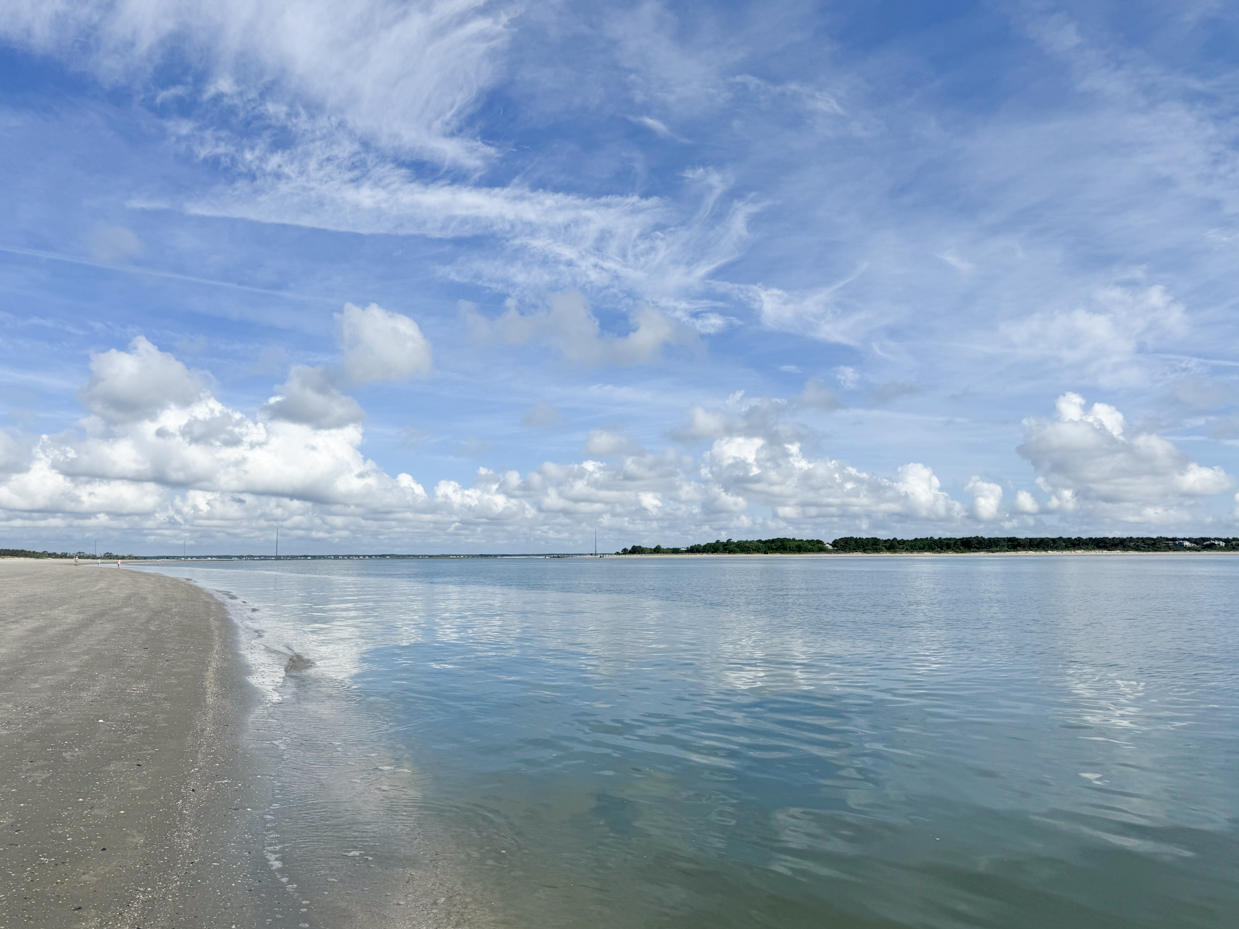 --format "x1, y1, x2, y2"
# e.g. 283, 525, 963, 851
0, 559, 273, 928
